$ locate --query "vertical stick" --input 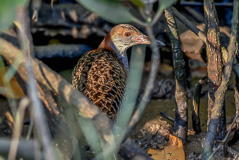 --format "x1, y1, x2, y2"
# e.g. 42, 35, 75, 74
165, 7, 188, 143
202, 0, 239, 158
236, 32, 239, 129
236, 74, 239, 129
192, 77, 207, 133
17, 7, 56, 160
204, 0, 223, 131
